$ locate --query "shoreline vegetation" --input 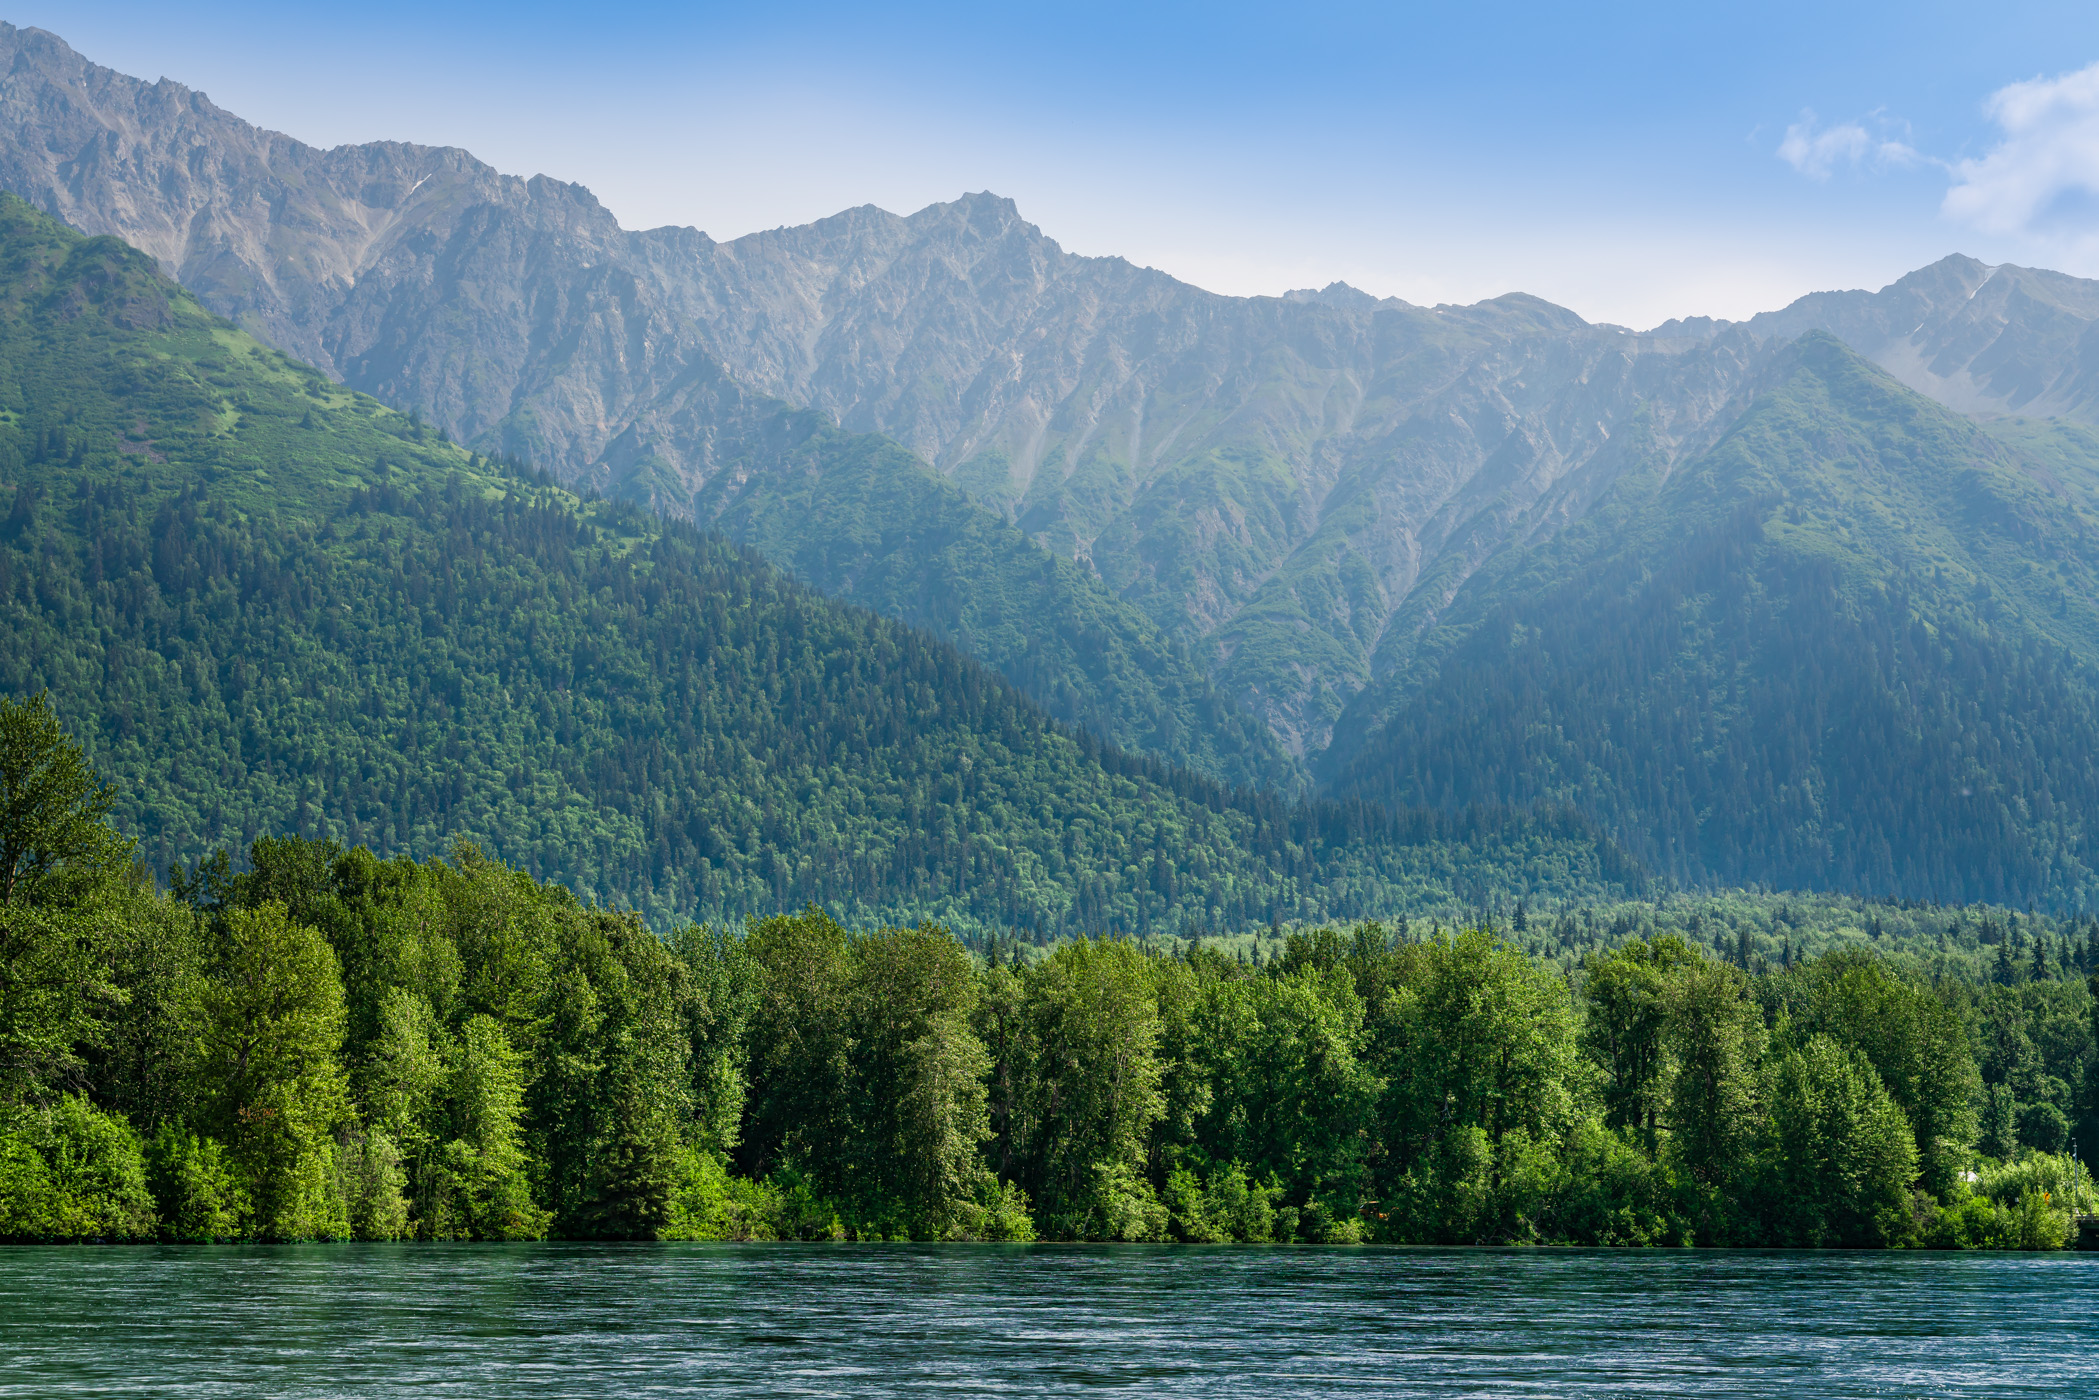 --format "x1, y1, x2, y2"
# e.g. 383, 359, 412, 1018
2, 699, 2095, 1251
